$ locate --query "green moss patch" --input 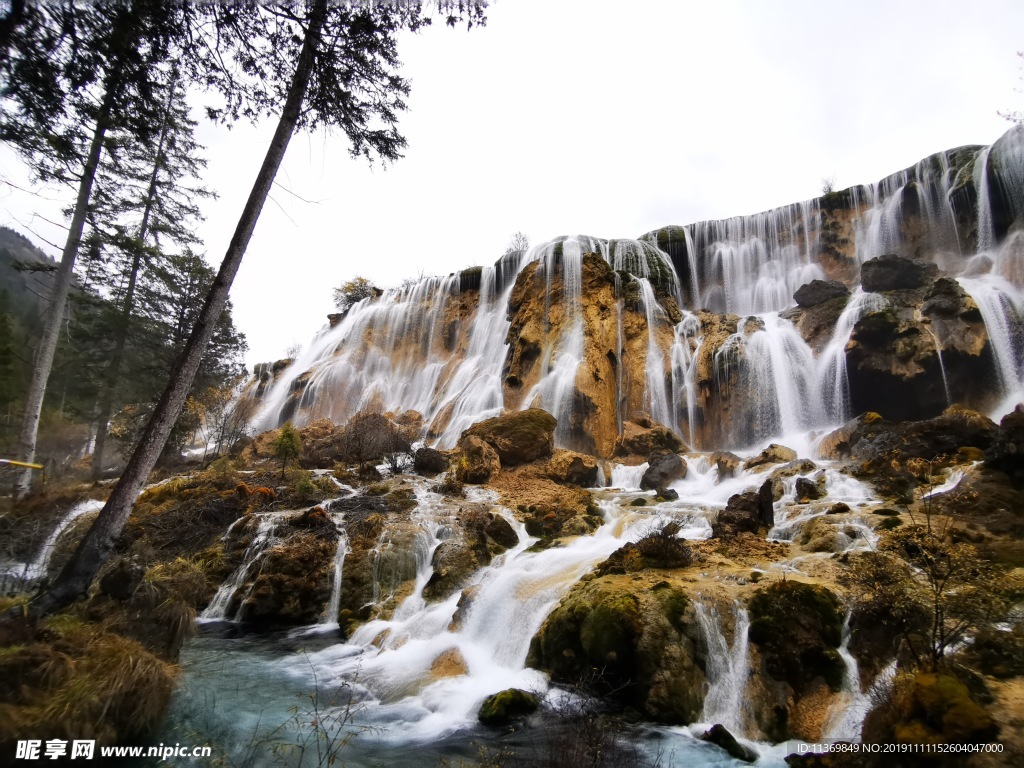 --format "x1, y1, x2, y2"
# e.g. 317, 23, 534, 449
748, 581, 844, 692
